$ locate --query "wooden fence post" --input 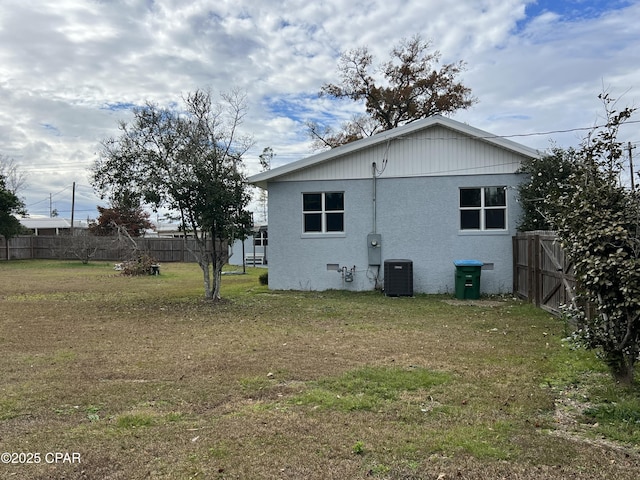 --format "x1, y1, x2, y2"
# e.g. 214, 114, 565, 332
531, 235, 542, 307
512, 236, 517, 294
